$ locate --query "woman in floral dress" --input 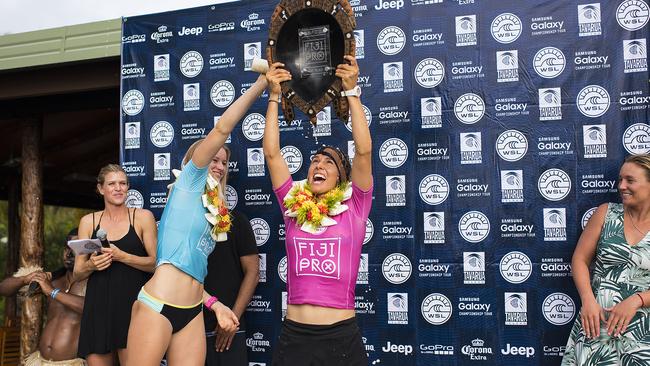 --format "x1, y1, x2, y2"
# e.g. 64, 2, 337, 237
563, 154, 650, 365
